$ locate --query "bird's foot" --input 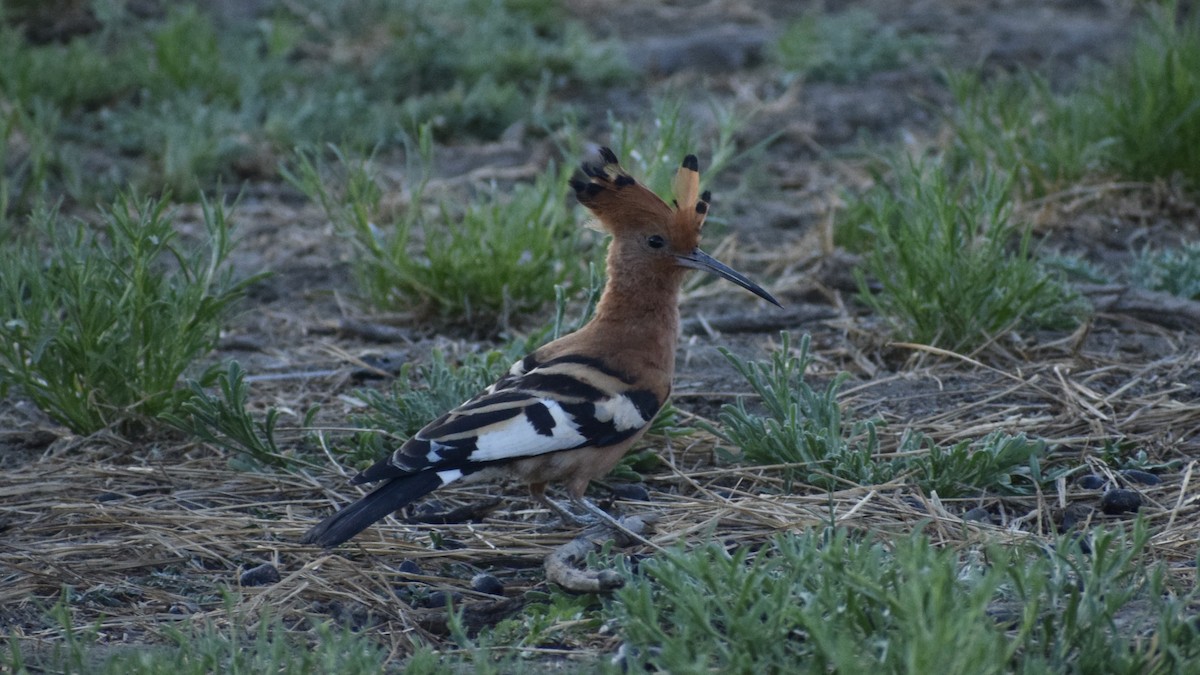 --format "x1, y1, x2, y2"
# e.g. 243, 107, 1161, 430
539, 496, 600, 527
537, 496, 659, 550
